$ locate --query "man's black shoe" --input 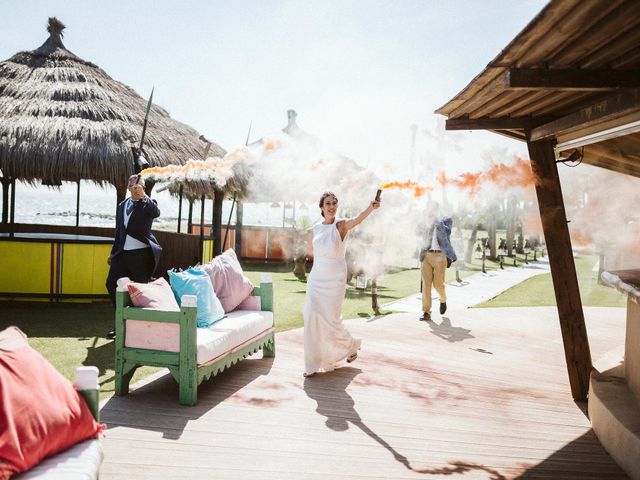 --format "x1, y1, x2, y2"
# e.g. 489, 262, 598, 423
419, 312, 431, 322
440, 302, 447, 315
106, 330, 116, 340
